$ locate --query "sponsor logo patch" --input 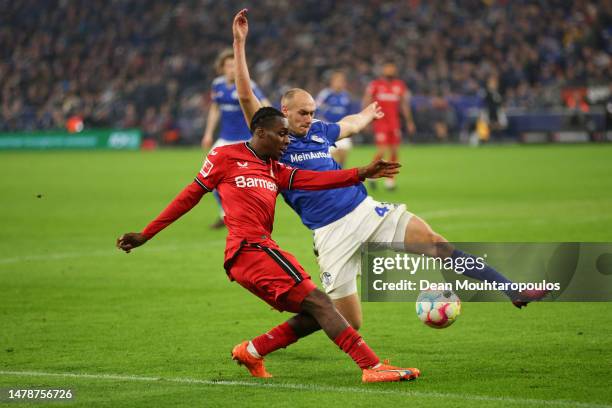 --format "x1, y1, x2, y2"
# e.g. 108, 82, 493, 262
321, 272, 333, 287
201, 159, 214, 177
235, 176, 277, 192
311, 135, 325, 143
